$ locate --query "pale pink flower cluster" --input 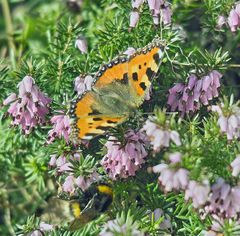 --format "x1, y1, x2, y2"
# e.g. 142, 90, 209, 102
150, 153, 210, 207
3, 76, 51, 134
142, 119, 181, 152
148, 0, 172, 25
39, 222, 54, 231
216, 15, 226, 29
49, 152, 98, 192
151, 208, 172, 231
203, 216, 240, 236
152, 153, 189, 192
101, 129, 148, 179
123, 47, 136, 57
129, 0, 172, 29
217, 3, 240, 32
49, 152, 80, 173
150, 151, 240, 227
62, 171, 99, 193
74, 74, 94, 95
47, 112, 71, 143
151, 152, 240, 227
75, 36, 88, 54
185, 180, 210, 208
185, 178, 240, 228
231, 155, 240, 177
205, 178, 240, 218
99, 213, 144, 236
99, 222, 144, 236
202, 215, 224, 236
28, 231, 43, 236
207, 215, 224, 235
167, 71, 222, 115
211, 103, 240, 140
203, 231, 218, 236
27, 222, 54, 236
